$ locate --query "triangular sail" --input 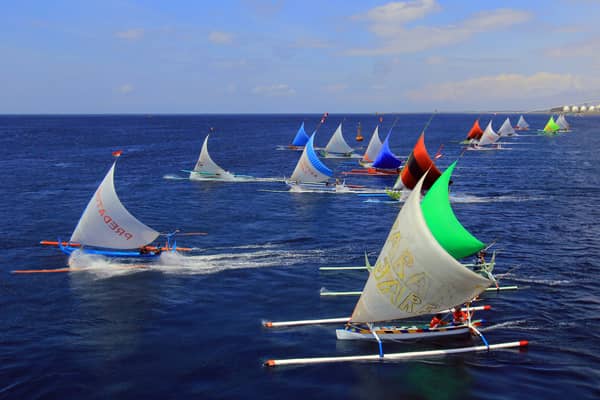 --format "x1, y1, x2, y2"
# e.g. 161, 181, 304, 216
516, 115, 529, 129
556, 114, 570, 130
325, 123, 354, 155
371, 133, 402, 170
350, 170, 490, 323
466, 119, 484, 140
361, 126, 382, 163
543, 116, 561, 133
291, 122, 309, 146
290, 134, 333, 183
70, 162, 159, 249
421, 162, 485, 259
399, 132, 441, 190
497, 117, 516, 136
477, 121, 500, 146
191, 135, 234, 180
